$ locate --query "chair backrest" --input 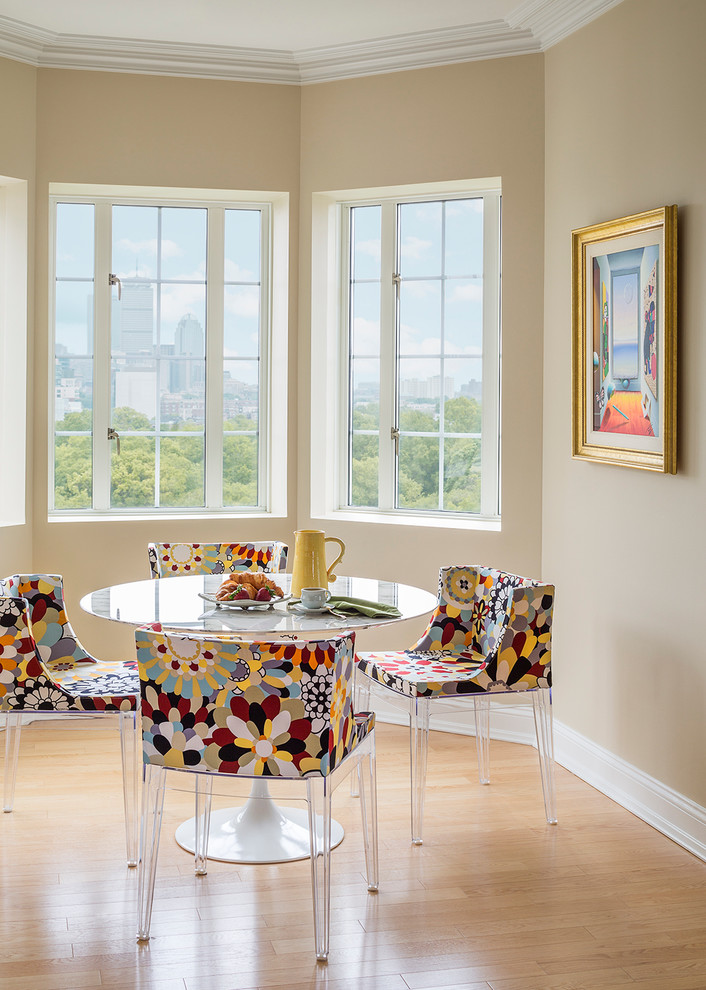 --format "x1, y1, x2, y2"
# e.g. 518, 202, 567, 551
147, 542, 289, 579
0, 596, 50, 708
415, 564, 539, 657
0, 574, 96, 671
135, 628, 359, 777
